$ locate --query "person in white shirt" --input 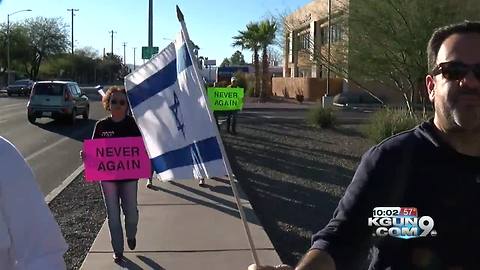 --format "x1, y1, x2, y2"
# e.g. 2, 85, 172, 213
0, 136, 68, 270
